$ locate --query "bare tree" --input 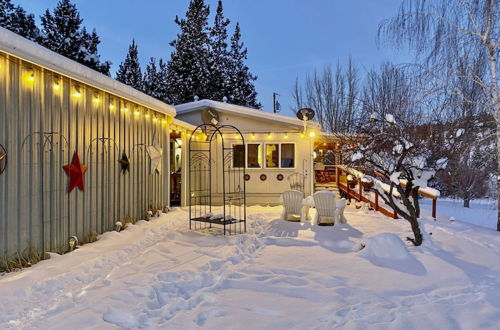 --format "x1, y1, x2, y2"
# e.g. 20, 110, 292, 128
292, 58, 361, 133
379, 0, 500, 230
